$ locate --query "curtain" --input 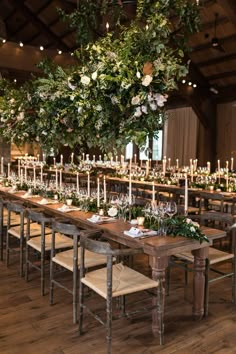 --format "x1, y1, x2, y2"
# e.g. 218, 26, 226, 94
163, 107, 198, 166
